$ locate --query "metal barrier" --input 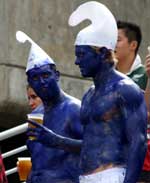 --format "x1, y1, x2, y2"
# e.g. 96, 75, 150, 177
0, 123, 28, 177
0, 123, 28, 141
